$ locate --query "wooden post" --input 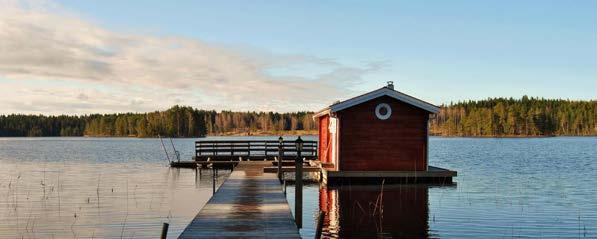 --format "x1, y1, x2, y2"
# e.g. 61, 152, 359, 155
212, 167, 216, 194
248, 141, 251, 159
160, 222, 169, 239
314, 211, 326, 239
278, 136, 283, 182
295, 136, 303, 228
195, 167, 198, 184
